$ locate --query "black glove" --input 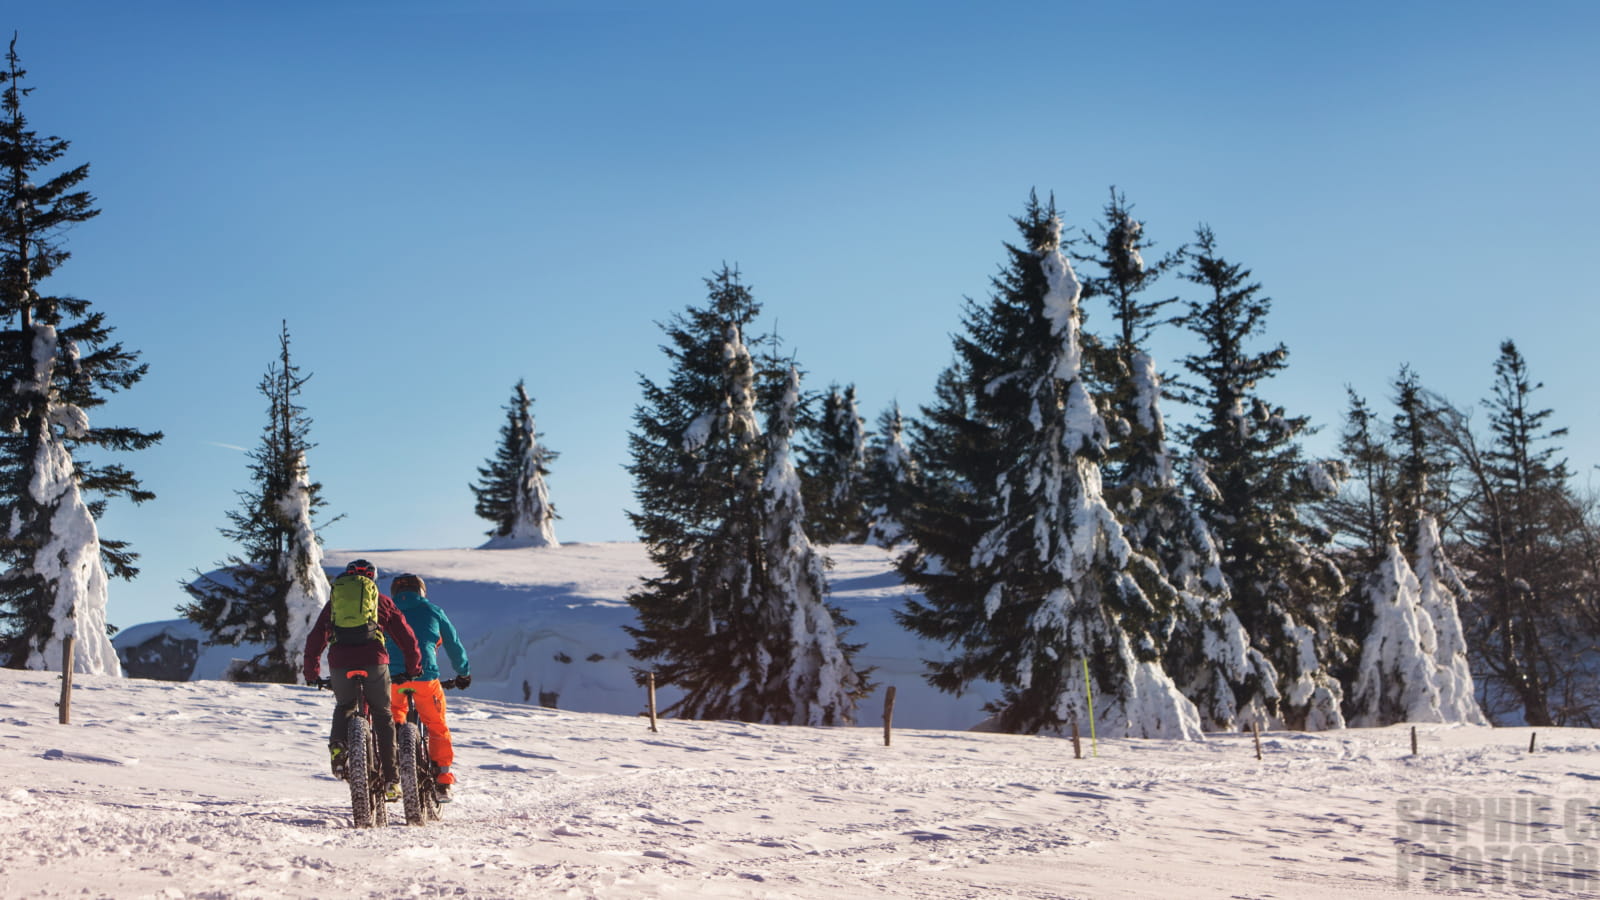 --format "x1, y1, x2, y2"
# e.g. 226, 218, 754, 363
455, 674, 471, 689
405, 670, 424, 683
